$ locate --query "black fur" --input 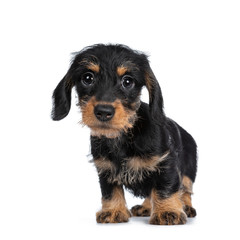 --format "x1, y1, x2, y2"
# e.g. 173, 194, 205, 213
52, 44, 197, 224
